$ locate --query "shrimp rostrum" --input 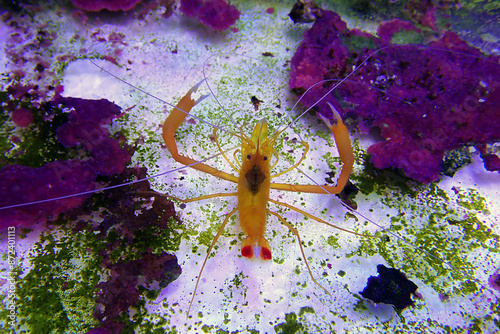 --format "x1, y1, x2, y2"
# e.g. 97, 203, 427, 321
160, 79, 365, 316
